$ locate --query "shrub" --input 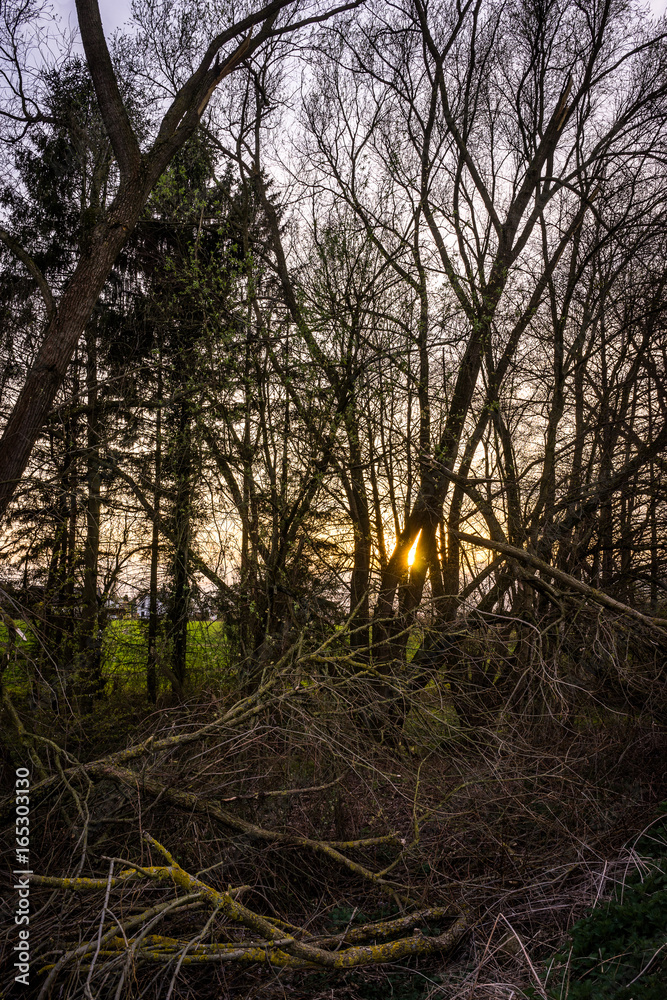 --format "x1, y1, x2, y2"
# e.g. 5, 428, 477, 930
539, 814, 667, 1000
